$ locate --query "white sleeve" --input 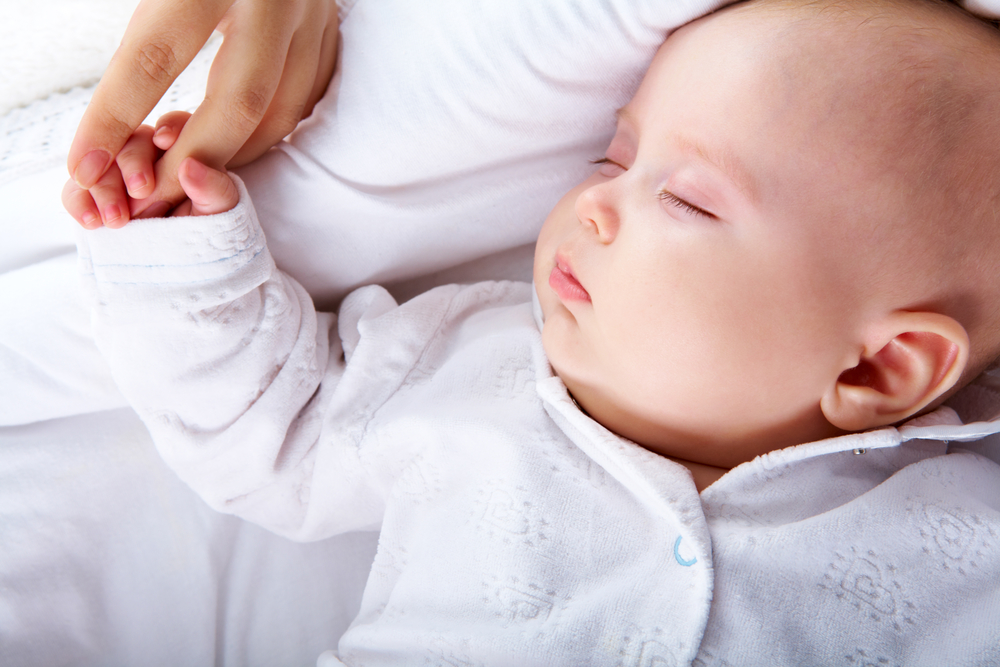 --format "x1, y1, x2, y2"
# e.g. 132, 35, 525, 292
75, 176, 399, 540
